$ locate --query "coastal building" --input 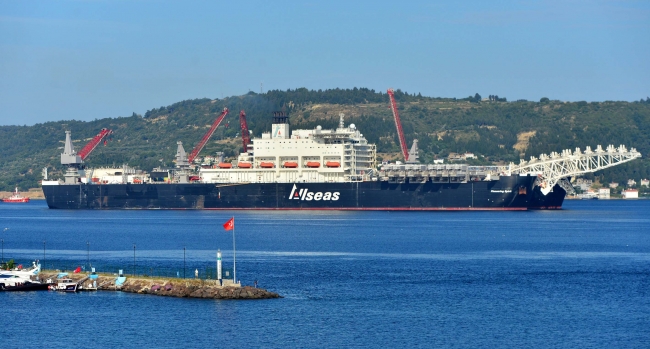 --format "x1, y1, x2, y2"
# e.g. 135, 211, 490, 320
433, 159, 444, 164
575, 178, 593, 191
447, 152, 476, 161
609, 182, 619, 189
598, 188, 610, 199
627, 179, 637, 187
641, 179, 649, 187
622, 189, 639, 199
